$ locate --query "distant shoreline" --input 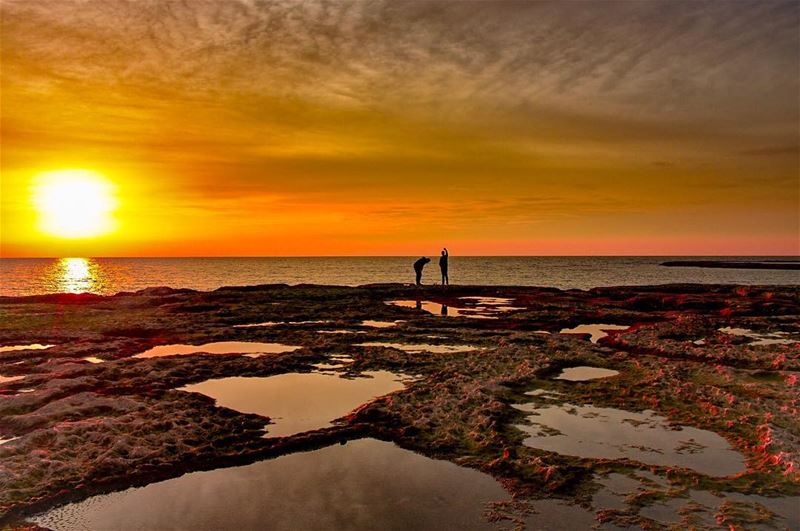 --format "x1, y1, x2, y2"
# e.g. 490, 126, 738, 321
661, 260, 800, 270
